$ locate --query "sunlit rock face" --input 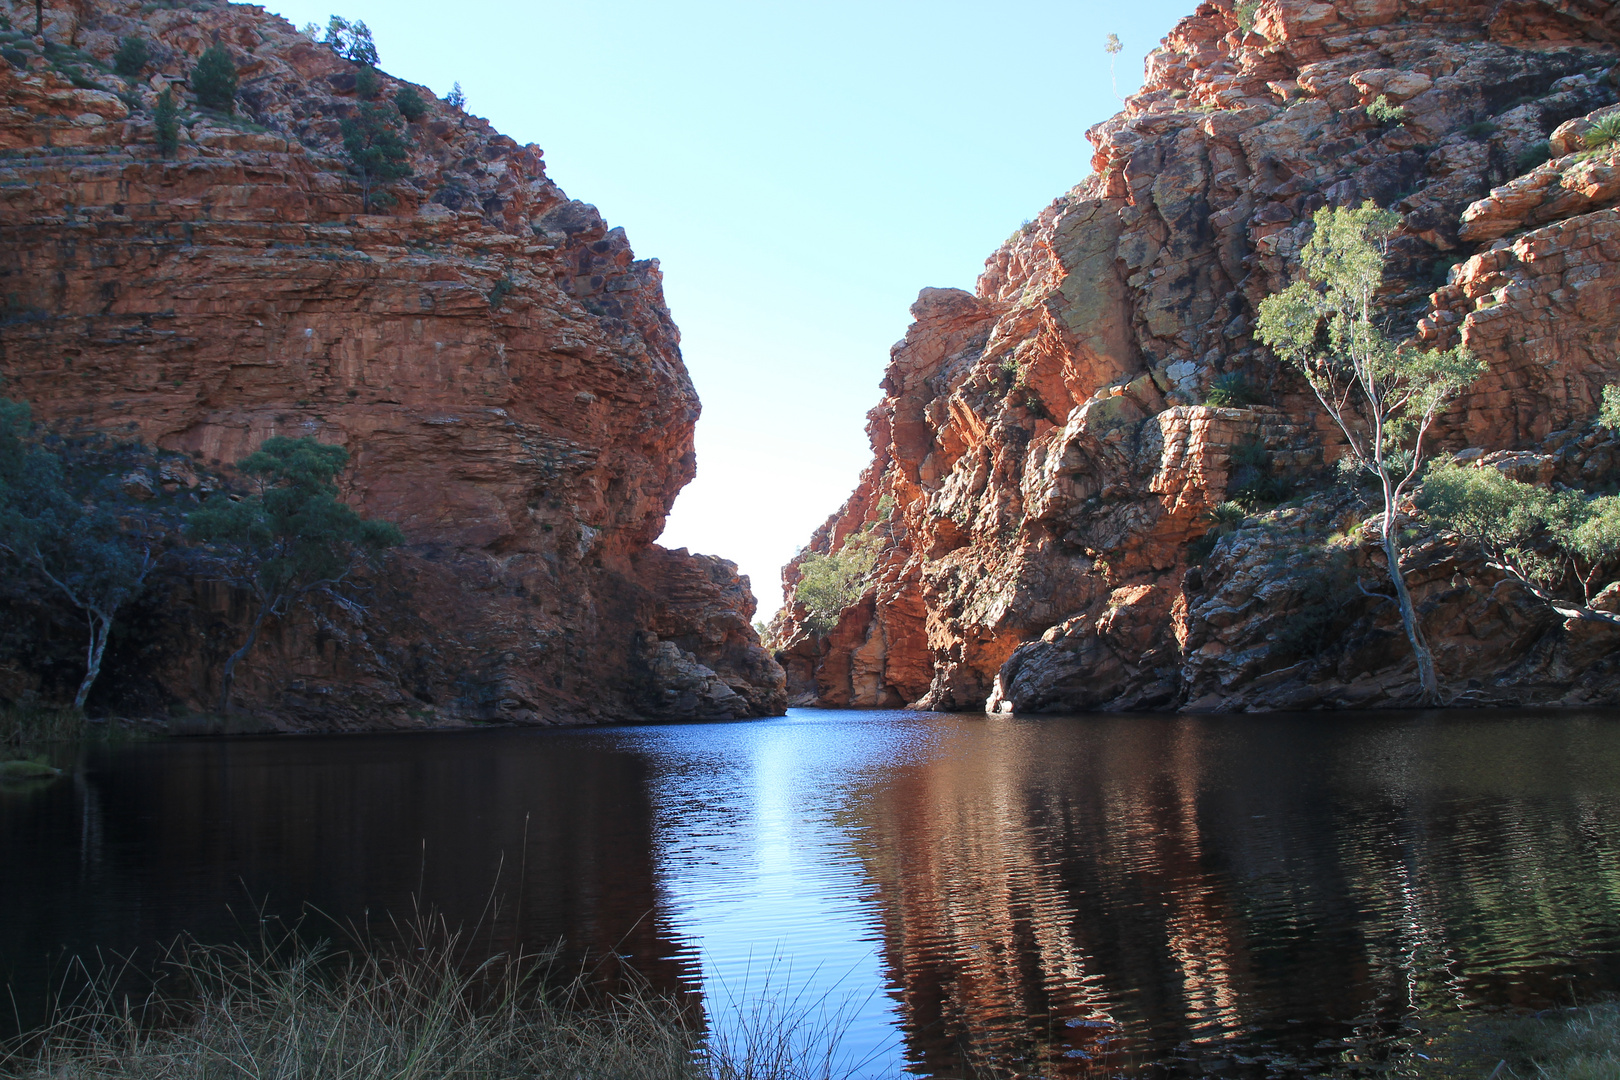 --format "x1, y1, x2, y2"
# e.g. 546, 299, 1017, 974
0, 0, 784, 727
775, 0, 1620, 712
